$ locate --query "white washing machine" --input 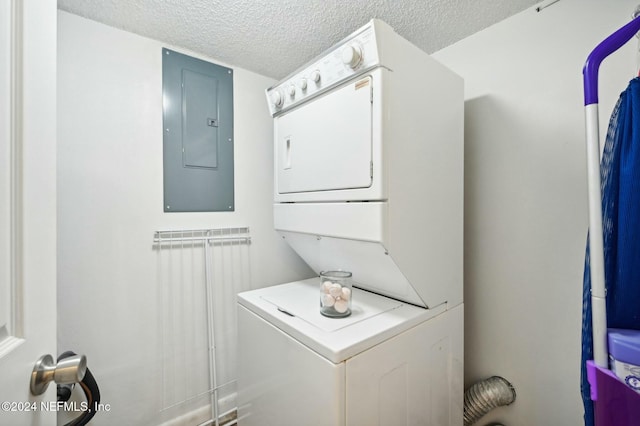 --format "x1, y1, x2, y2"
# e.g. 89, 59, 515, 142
238, 19, 464, 425
238, 280, 463, 425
